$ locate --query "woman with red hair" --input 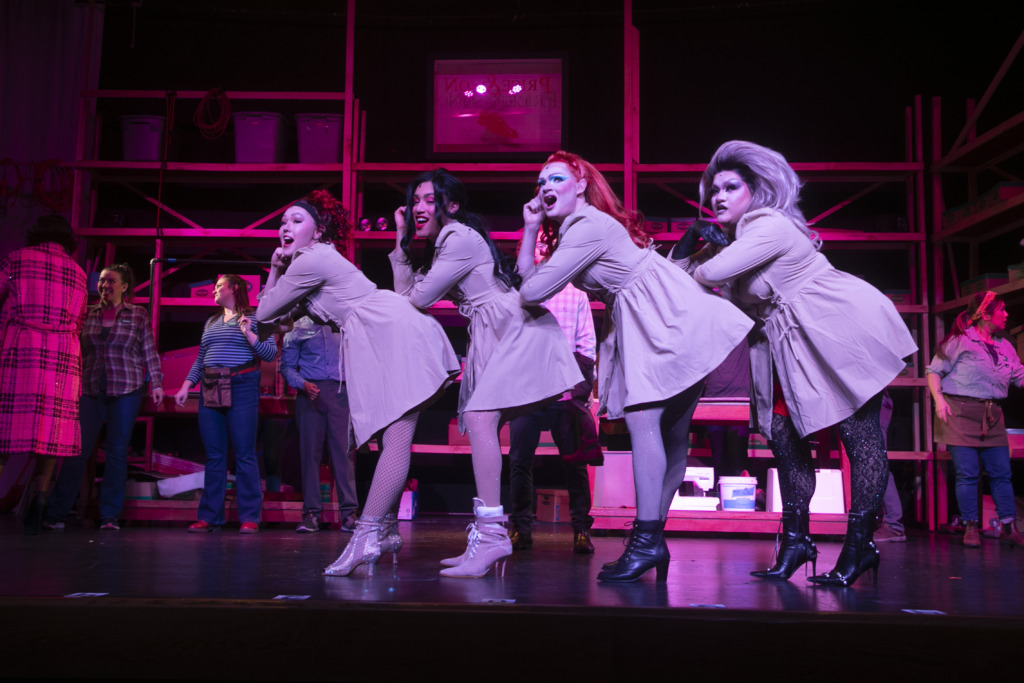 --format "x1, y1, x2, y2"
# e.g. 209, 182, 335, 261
928, 291, 1024, 548
518, 151, 753, 582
